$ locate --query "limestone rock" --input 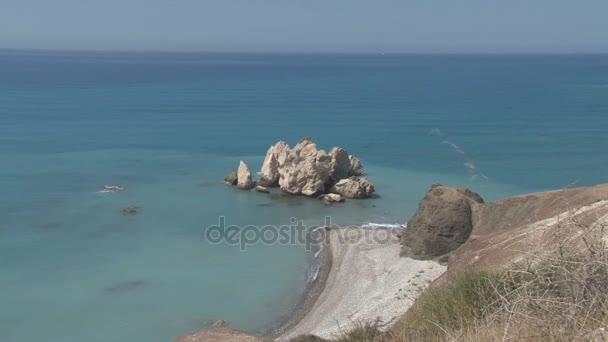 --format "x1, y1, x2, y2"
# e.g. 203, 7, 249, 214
400, 184, 484, 260
278, 138, 332, 197
318, 193, 344, 204
237, 161, 253, 190
329, 147, 351, 182
330, 176, 375, 198
254, 138, 373, 198
255, 185, 270, 193
258, 141, 290, 187
224, 172, 238, 186
348, 155, 364, 176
